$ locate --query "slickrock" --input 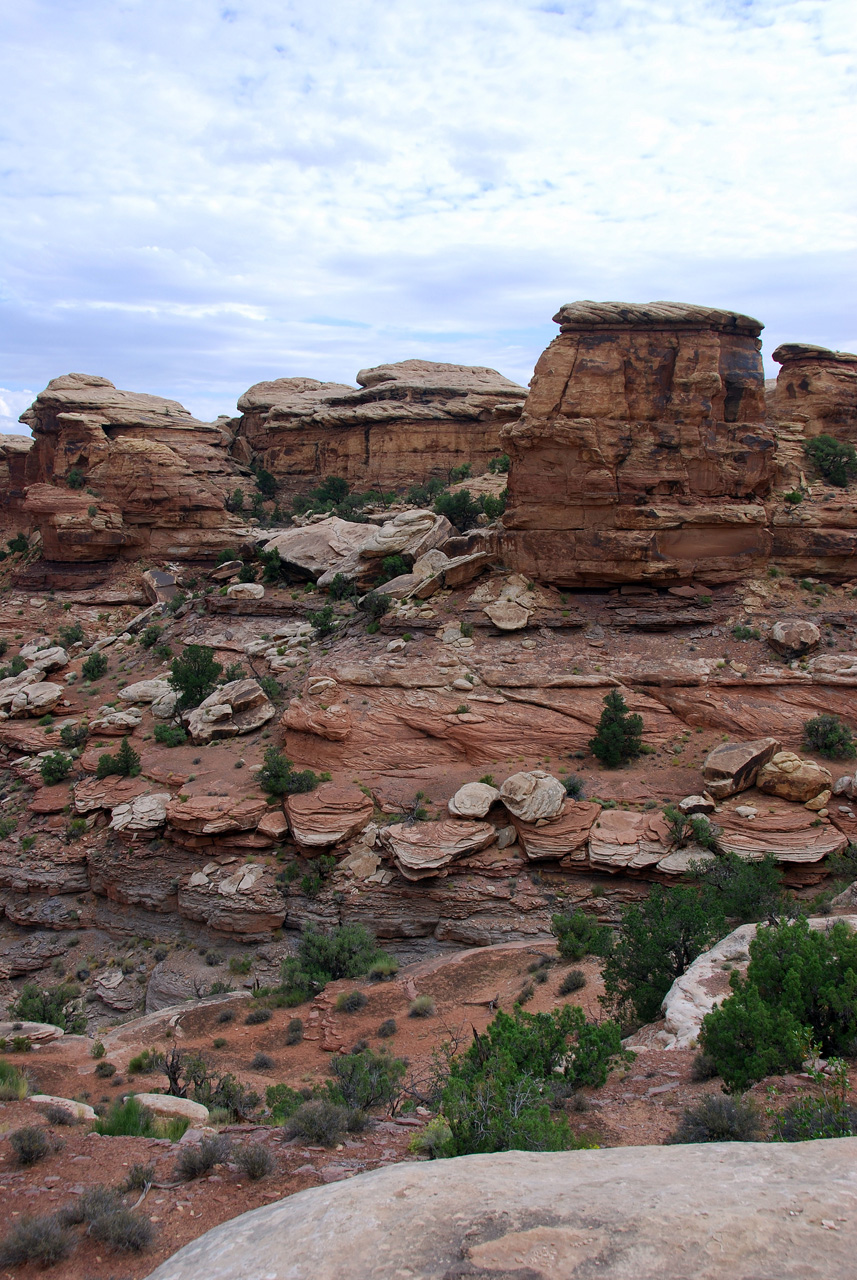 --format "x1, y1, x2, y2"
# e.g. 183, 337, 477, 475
285, 783, 374, 850
512, 798, 602, 861
448, 781, 500, 818
74, 774, 152, 813
588, 808, 673, 871
281, 685, 353, 741
143, 1142, 857, 1280
262, 510, 452, 587
232, 360, 527, 495
769, 618, 821, 656
716, 795, 845, 862
110, 791, 171, 837
756, 751, 832, 803
166, 794, 267, 835
498, 770, 566, 822
29, 1095, 97, 1122
184, 678, 275, 744
701, 736, 781, 798
226, 582, 265, 599
0, 1020, 64, 1046
133, 1094, 210, 1124
380, 819, 496, 880
119, 677, 175, 704
502, 301, 774, 586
